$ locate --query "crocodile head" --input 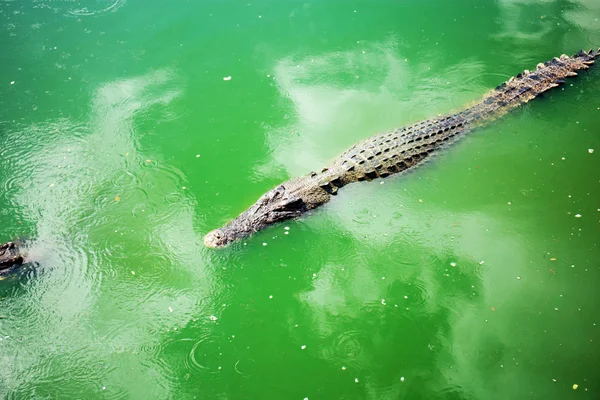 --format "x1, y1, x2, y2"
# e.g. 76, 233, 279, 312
204, 176, 330, 248
0, 241, 25, 272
